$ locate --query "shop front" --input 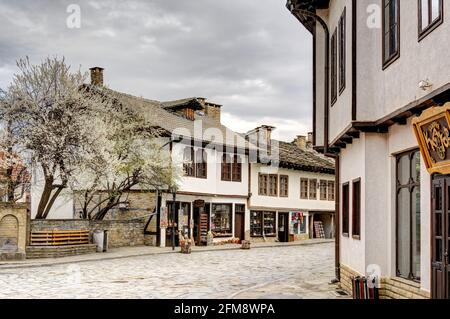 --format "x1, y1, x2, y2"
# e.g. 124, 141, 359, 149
159, 195, 248, 248
413, 103, 450, 299
250, 210, 309, 243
